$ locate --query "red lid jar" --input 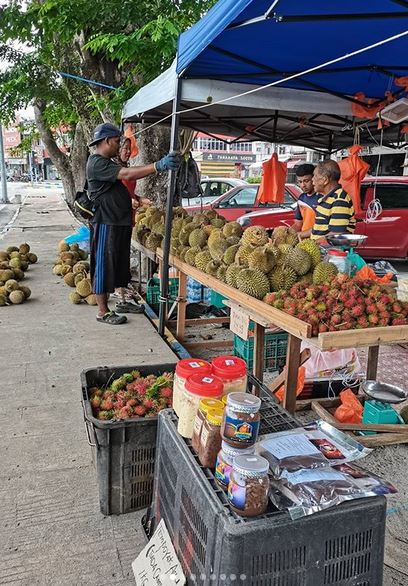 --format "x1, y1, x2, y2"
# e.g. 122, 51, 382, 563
177, 374, 224, 439
211, 356, 248, 395
173, 359, 212, 416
